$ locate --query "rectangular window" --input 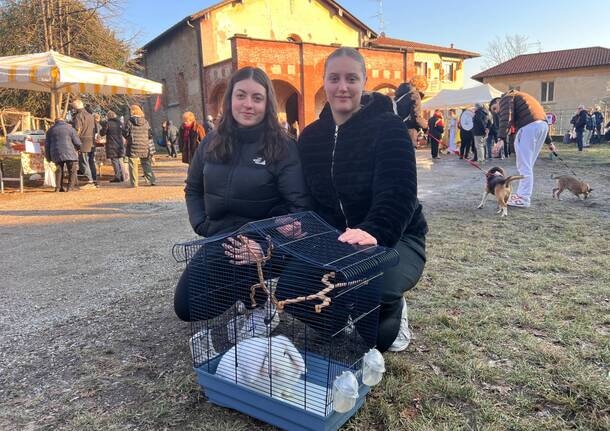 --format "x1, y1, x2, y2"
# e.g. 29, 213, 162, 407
541, 81, 554, 102
415, 62, 427, 77
442, 62, 455, 81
